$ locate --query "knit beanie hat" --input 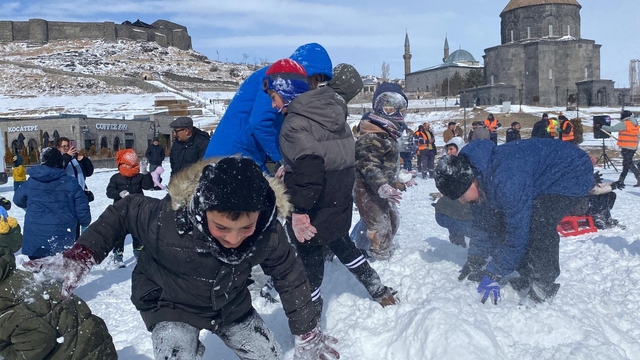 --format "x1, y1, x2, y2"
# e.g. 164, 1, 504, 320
435, 154, 476, 200
193, 157, 271, 214
116, 149, 140, 177
40, 147, 63, 169
263, 58, 309, 106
